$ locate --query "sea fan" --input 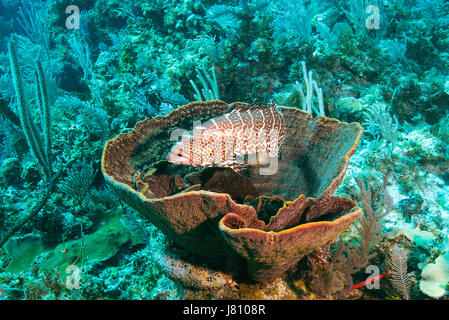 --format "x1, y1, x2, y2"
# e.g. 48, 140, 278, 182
0, 116, 18, 161
207, 4, 241, 31
363, 103, 399, 154
58, 160, 97, 206
328, 176, 390, 294
0, 73, 15, 101
271, 0, 317, 43
386, 245, 413, 300
185, 35, 226, 64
